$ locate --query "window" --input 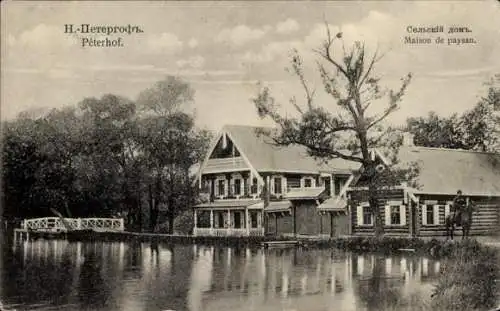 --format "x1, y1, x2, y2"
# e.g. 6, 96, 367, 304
250, 211, 259, 228
251, 178, 258, 194
234, 212, 241, 228
334, 177, 348, 196
234, 179, 241, 195
304, 178, 312, 188
218, 180, 225, 196
274, 177, 282, 194
426, 205, 434, 225
363, 207, 372, 225
390, 206, 401, 225
422, 204, 440, 226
